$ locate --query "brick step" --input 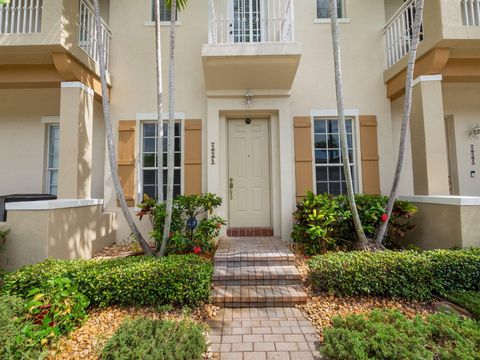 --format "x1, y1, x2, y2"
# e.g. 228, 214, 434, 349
214, 253, 295, 268
213, 266, 301, 286
212, 285, 308, 308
